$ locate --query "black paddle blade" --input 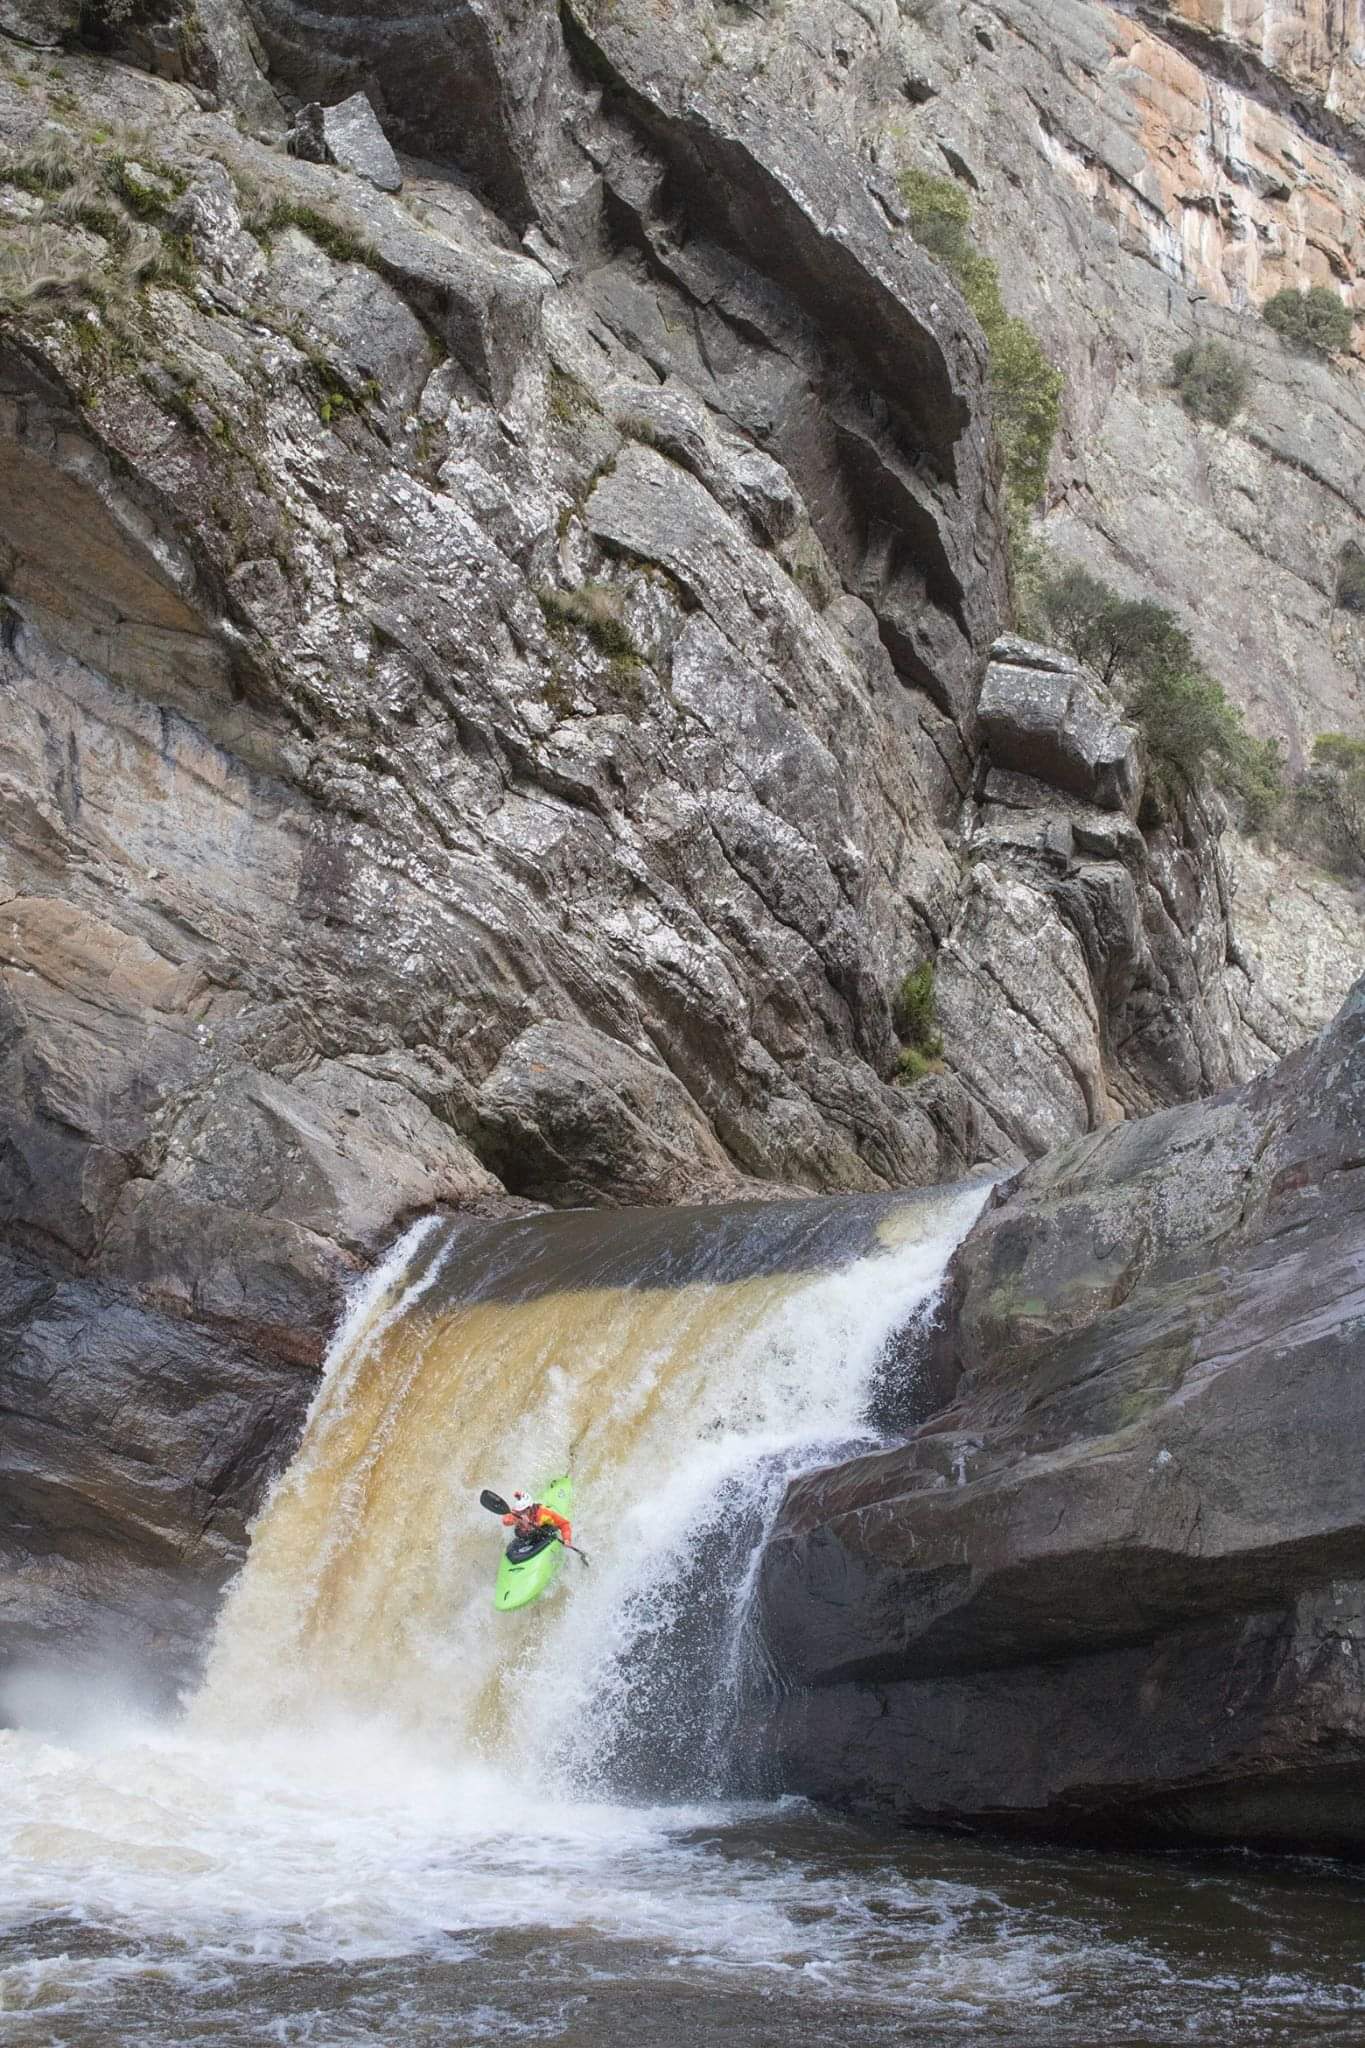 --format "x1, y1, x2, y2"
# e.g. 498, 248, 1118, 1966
479, 1488, 510, 1516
